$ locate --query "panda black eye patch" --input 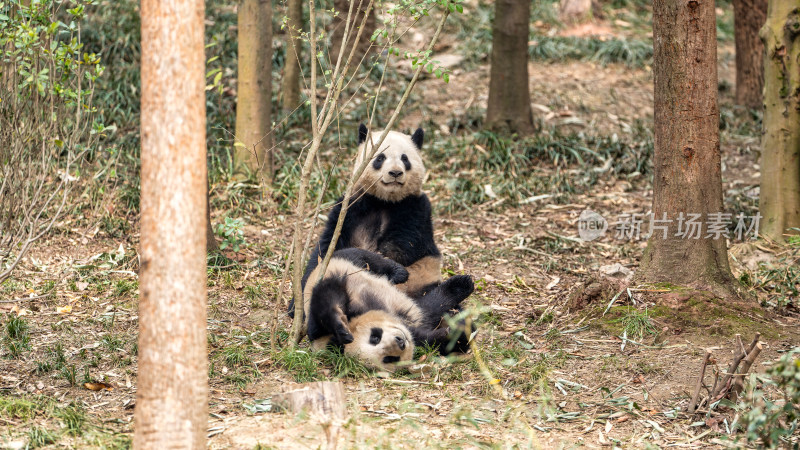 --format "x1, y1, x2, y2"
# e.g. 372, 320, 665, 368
401, 154, 411, 170
369, 327, 383, 345
372, 154, 386, 170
